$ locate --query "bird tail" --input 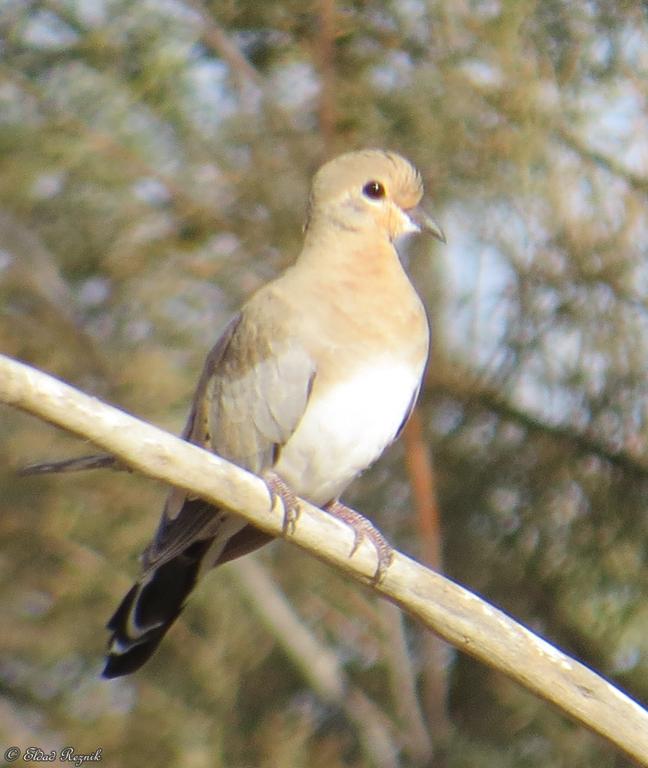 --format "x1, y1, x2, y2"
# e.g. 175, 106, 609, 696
102, 523, 273, 678
102, 539, 212, 679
